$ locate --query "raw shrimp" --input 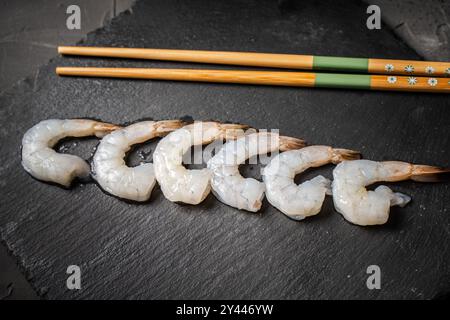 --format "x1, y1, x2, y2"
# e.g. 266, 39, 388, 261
153, 121, 248, 204
207, 132, 305, 212
92, 120, 184, 201
332, 159, 450, 226
263, 146, 360, 220
21, 119, 120, 187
